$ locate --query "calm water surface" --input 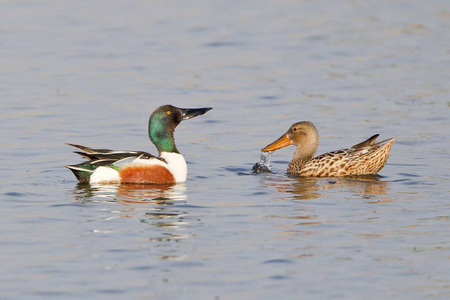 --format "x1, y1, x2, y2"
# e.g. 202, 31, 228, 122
1, 1, 449, 299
